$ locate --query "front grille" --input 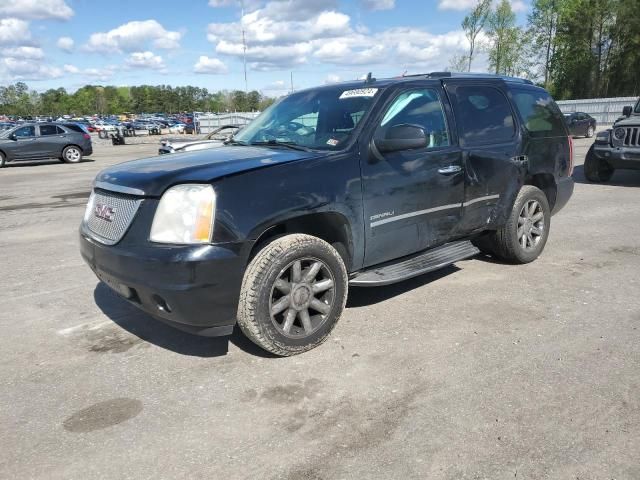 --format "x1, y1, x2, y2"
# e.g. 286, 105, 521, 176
623, 127, 640, 147
85, 189, 142, 245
